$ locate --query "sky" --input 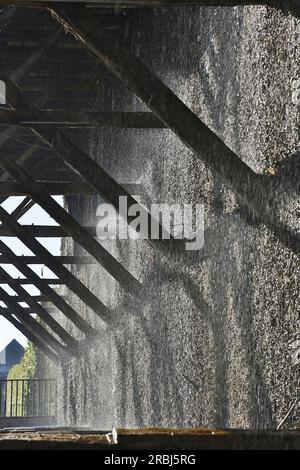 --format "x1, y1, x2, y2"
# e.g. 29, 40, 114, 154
0, 196, 63, 350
